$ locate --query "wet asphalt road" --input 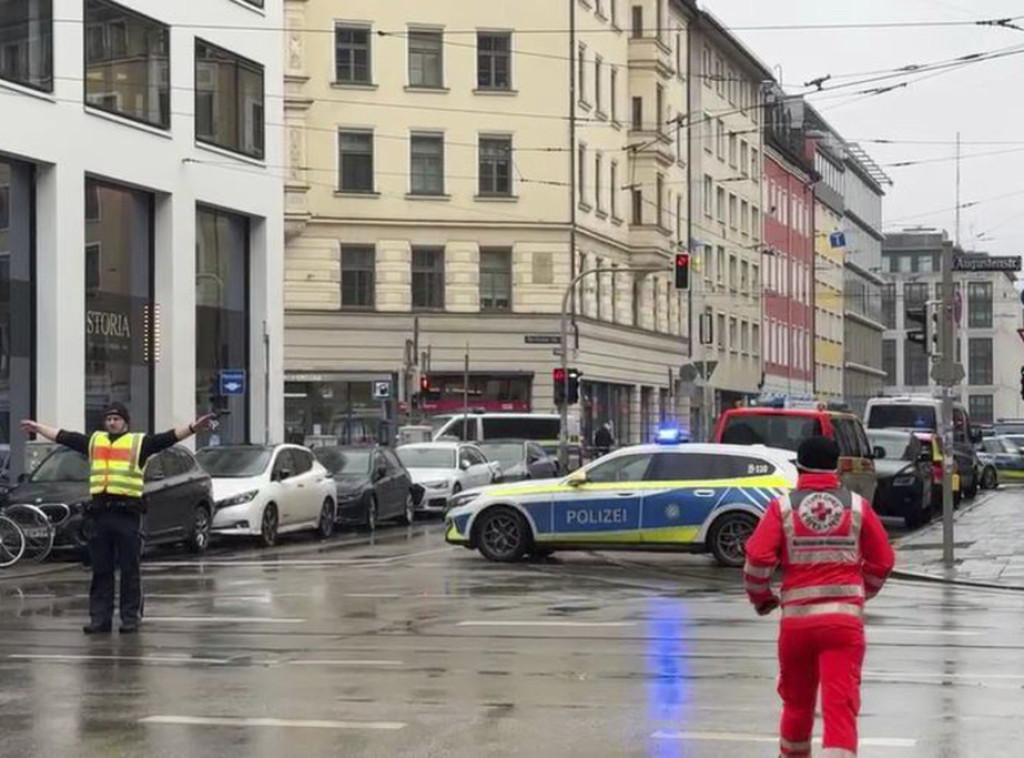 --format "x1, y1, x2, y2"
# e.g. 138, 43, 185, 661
1, 494, 1023, 758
